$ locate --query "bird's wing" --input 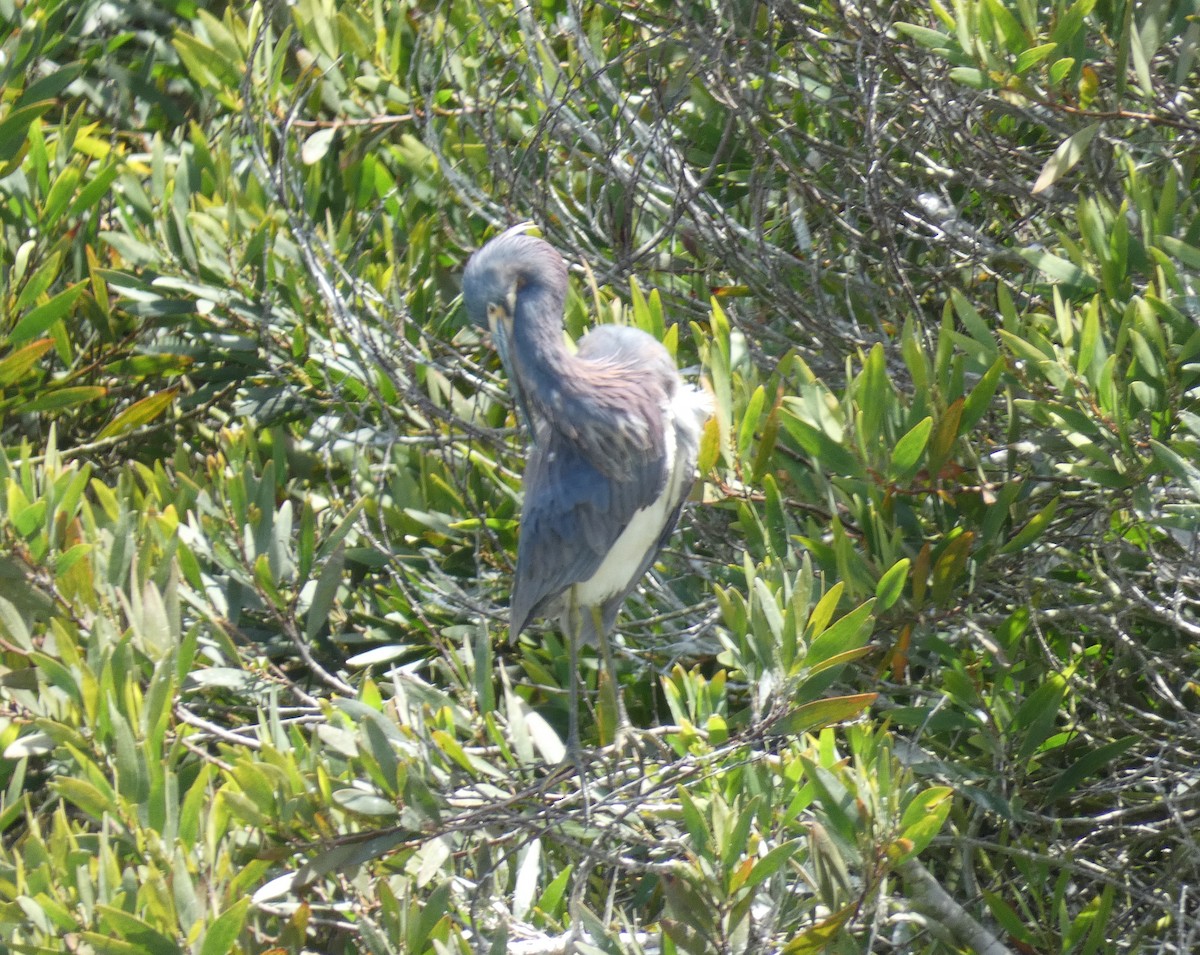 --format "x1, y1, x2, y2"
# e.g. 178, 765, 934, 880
509, 425, 667, 635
